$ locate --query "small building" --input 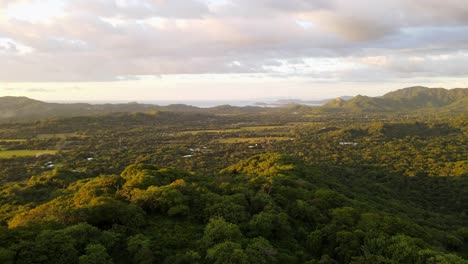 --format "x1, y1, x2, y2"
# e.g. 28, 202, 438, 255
339, 142, 358, 146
